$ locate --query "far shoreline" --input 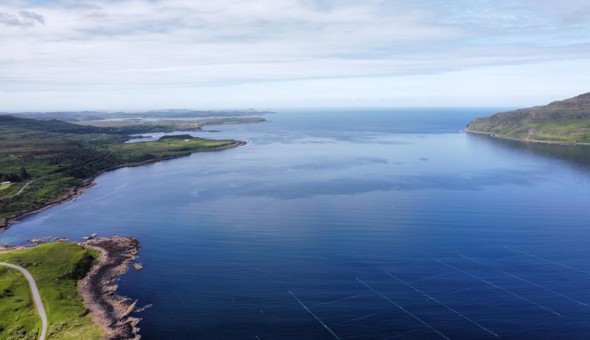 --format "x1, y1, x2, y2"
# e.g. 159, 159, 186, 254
464, 128, 590, 146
